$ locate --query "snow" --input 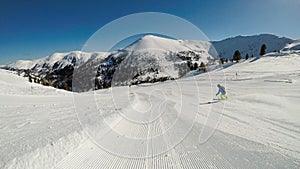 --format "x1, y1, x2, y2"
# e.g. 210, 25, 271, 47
0, 69, 86, 169
210, 54, 300, 160
0, 70, 69, 96
1, 51, 300, 168
5, 51, 108, 71
125, 35, 213, 54
4, 36, 218, 87
124, 35, 217, 61
113, 35, 217, 81
282, 40, 300, 51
